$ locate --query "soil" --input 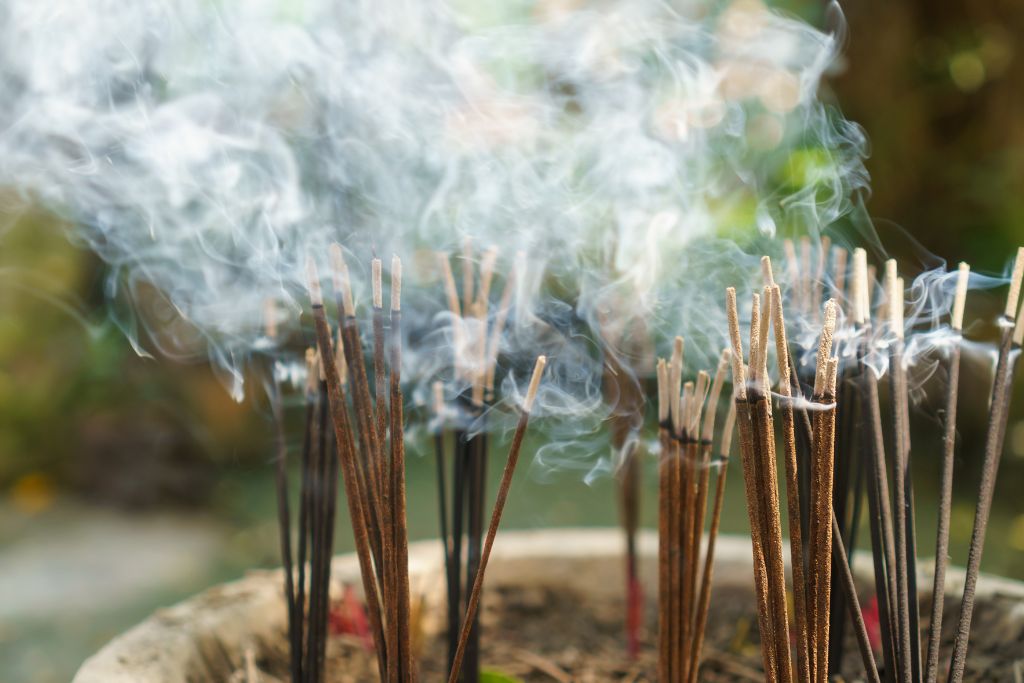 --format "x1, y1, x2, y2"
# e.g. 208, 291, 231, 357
237, 575, 1024, 682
